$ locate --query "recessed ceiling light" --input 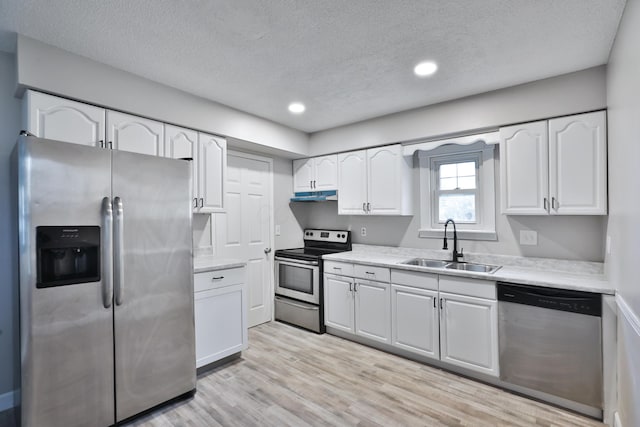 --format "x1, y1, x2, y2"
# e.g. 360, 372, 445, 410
414, 61, 438, 77
288, 102, 306, 114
